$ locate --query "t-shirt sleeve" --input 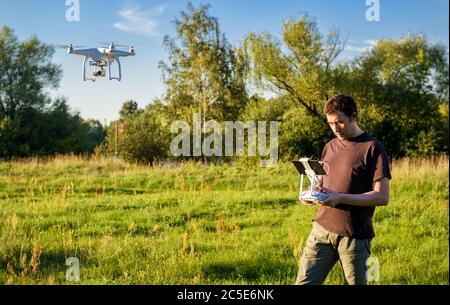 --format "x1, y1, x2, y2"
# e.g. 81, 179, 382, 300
371, 141, 392, 182
320, 142, 329, 161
